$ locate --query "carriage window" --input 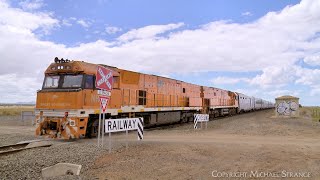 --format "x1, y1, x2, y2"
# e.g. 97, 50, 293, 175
138, 90, 147, 105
